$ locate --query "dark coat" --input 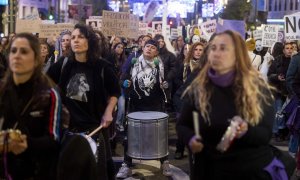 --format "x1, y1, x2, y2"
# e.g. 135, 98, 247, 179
267, 55, 291, 97
177, 83, 275, 180
0, 77, 69, 180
